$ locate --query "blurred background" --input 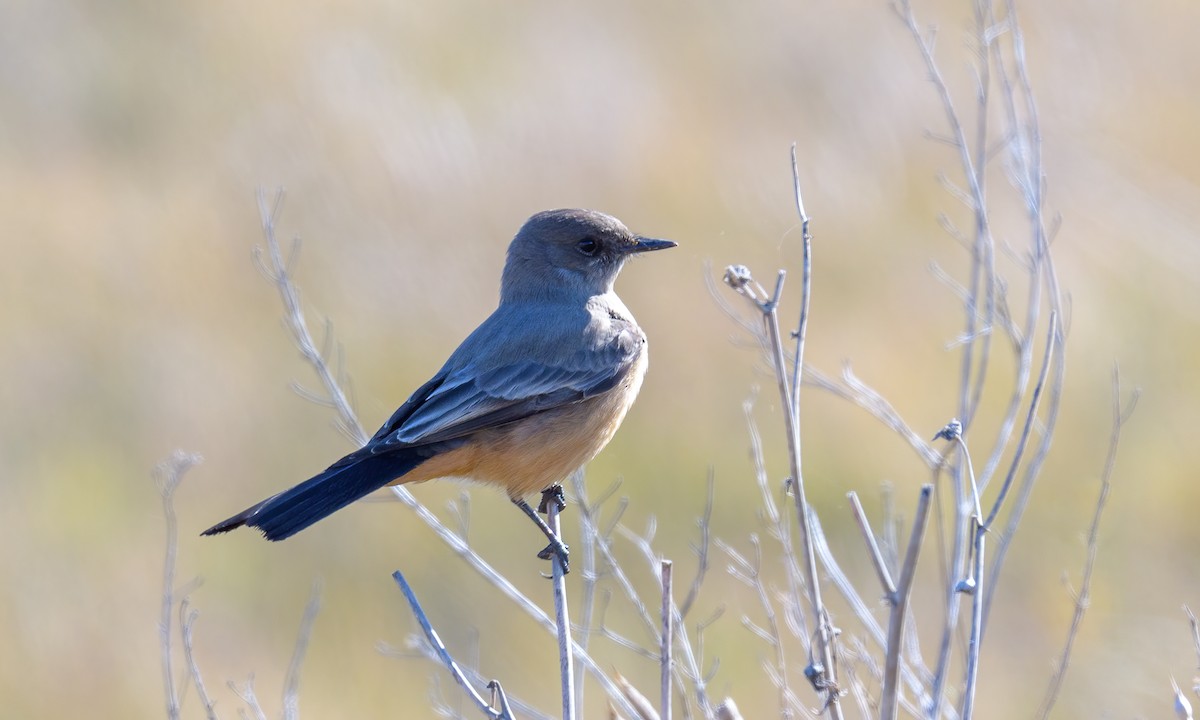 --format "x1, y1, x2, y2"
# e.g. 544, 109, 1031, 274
2, 0, 1197, 717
